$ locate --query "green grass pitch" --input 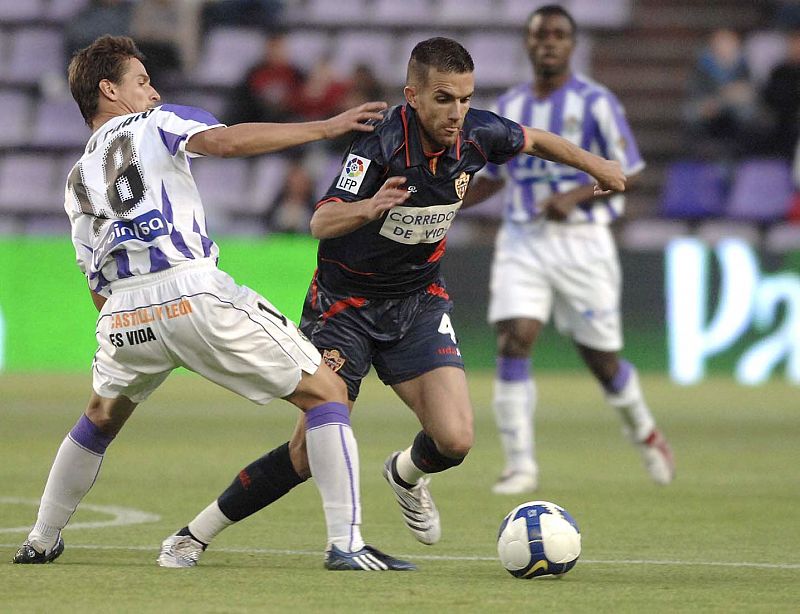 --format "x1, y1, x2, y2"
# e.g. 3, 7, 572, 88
2, 371, 799, 612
